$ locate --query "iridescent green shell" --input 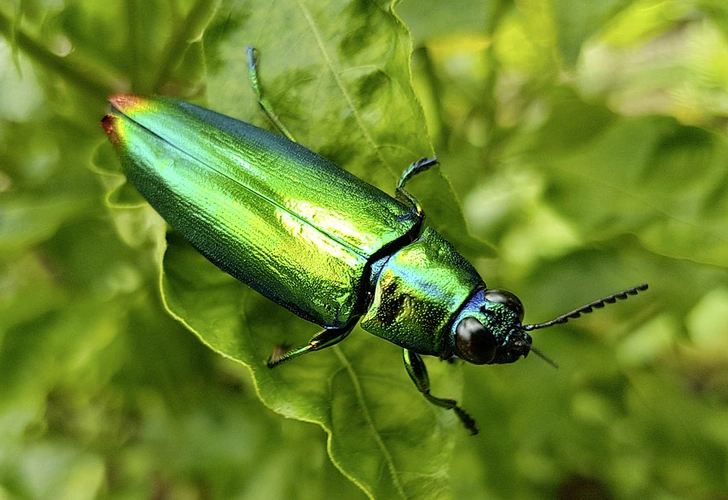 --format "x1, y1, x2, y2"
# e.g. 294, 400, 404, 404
103, 95, 419, 327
